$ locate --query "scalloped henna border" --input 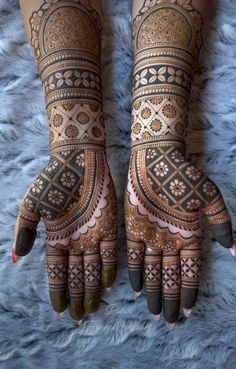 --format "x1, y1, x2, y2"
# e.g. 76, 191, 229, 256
46, 159, 111, 248
126, 172, 202, 242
